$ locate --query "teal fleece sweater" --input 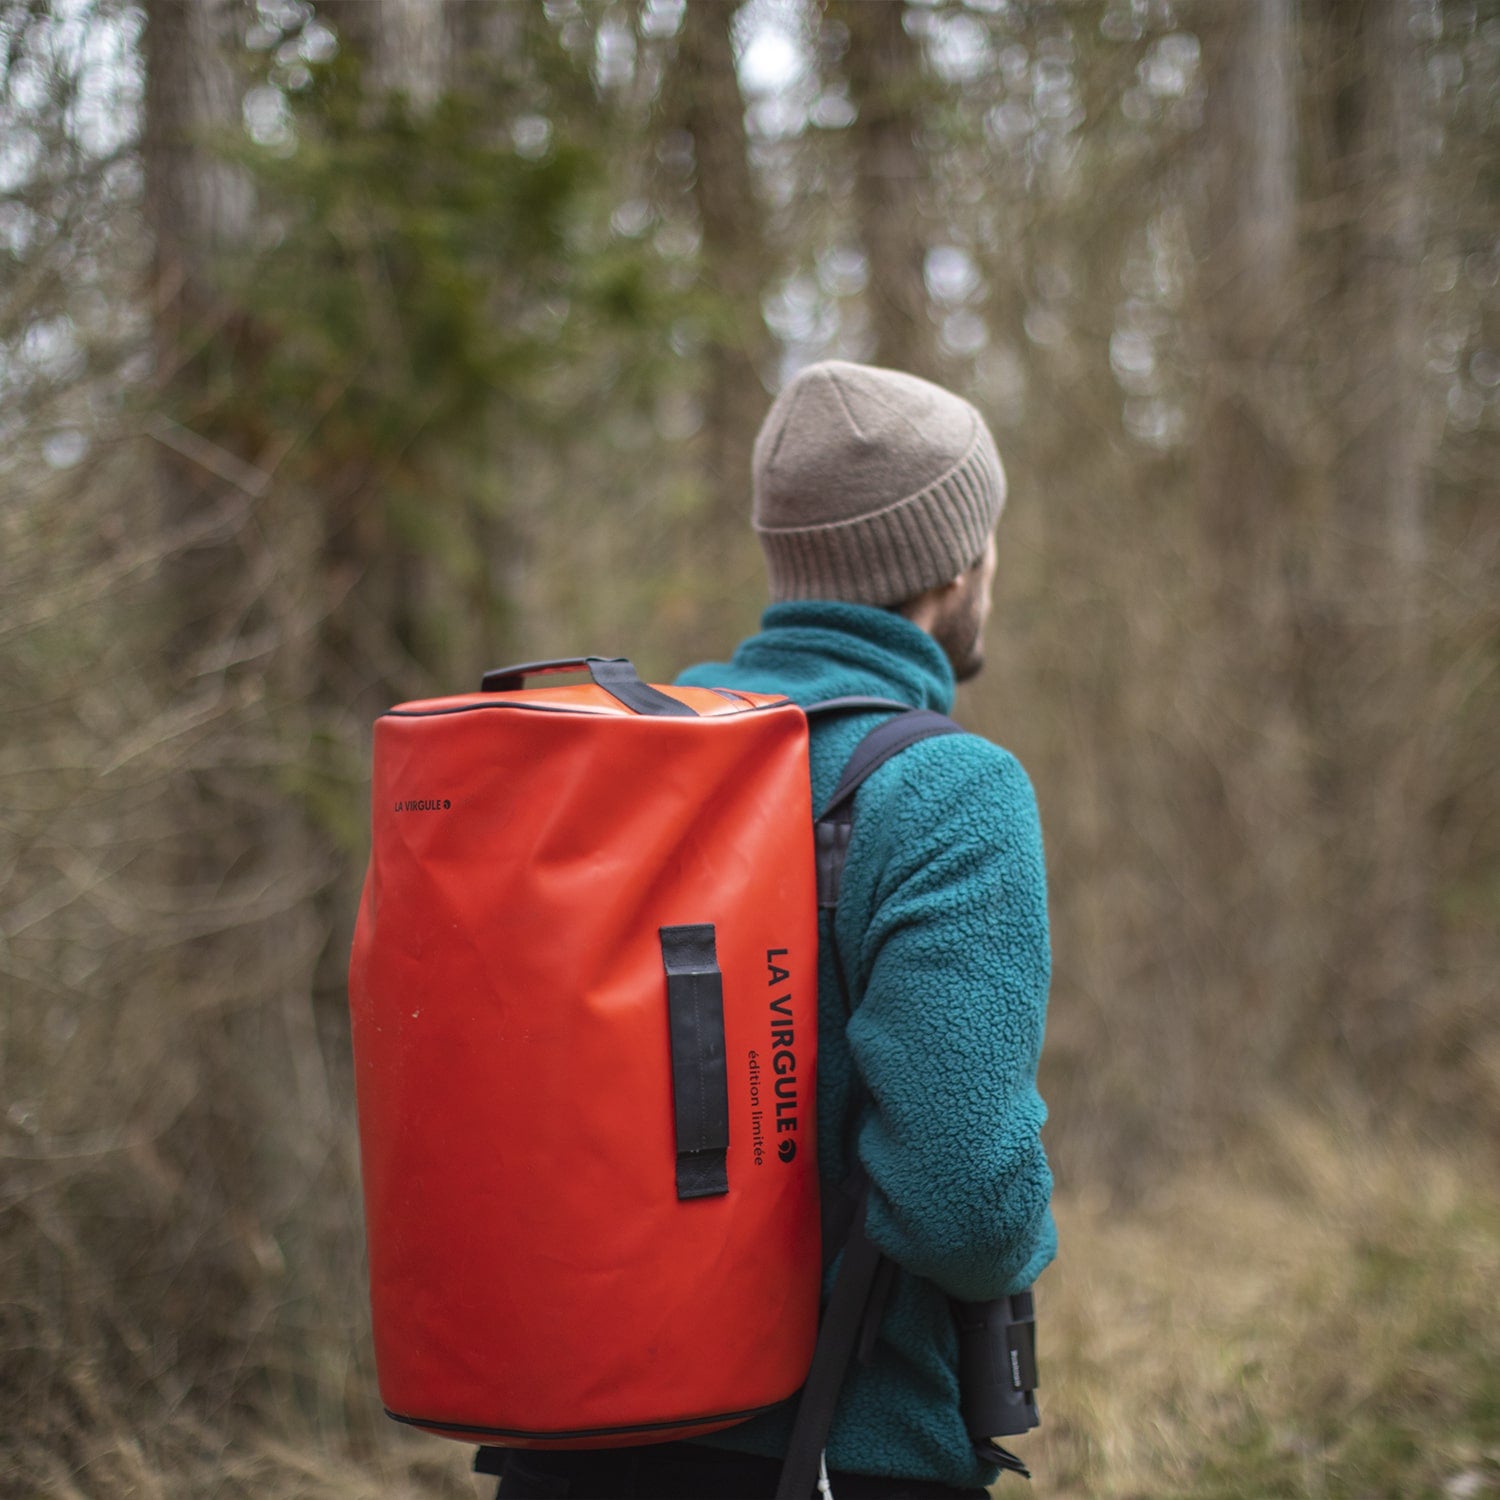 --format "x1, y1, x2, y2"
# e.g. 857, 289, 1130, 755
677, 602, 1056, 1490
